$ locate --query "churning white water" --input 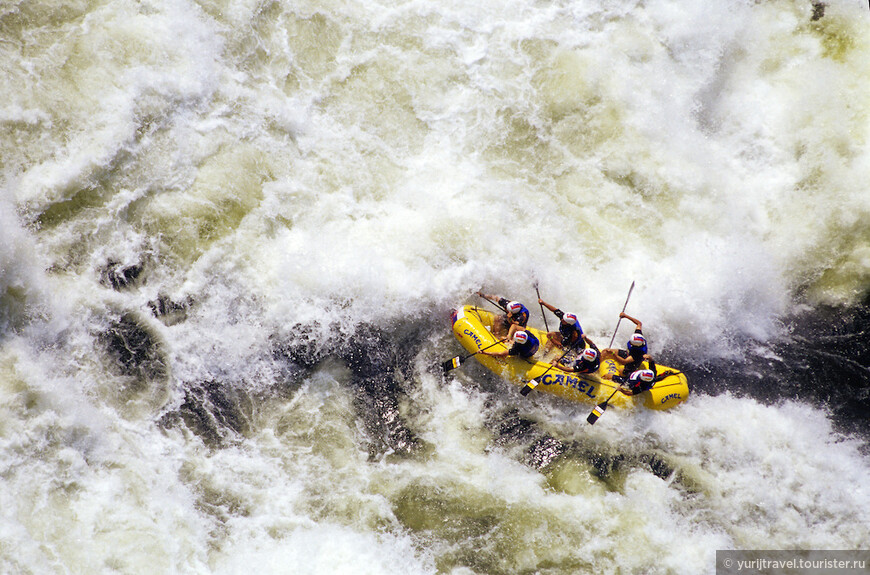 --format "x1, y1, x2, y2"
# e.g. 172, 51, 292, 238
1, 0, 869, 573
